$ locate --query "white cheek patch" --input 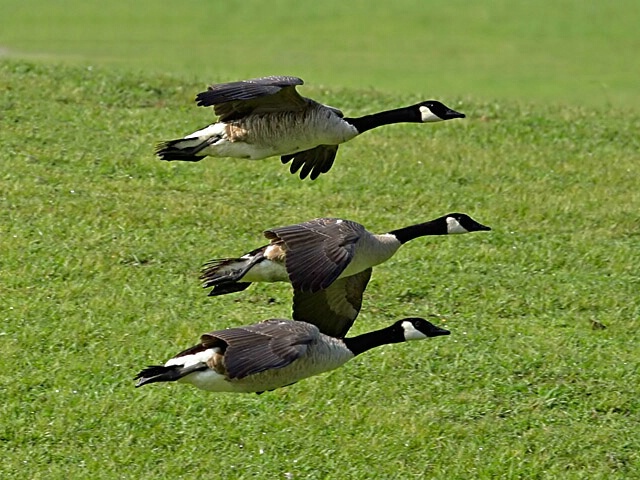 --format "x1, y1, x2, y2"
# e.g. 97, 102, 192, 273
446, 217, 469, 234
402, 321, 428, 341
419, 106, 443, 123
